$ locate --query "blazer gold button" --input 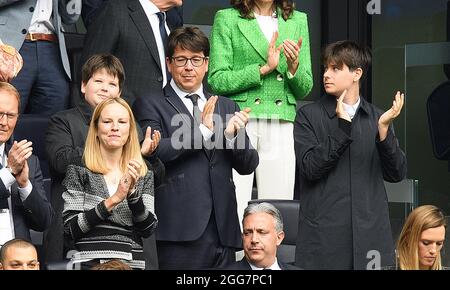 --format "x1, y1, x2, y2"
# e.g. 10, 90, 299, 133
275, 100, 283, 106
255, 98, 261, 105
276, 74, 283, 81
